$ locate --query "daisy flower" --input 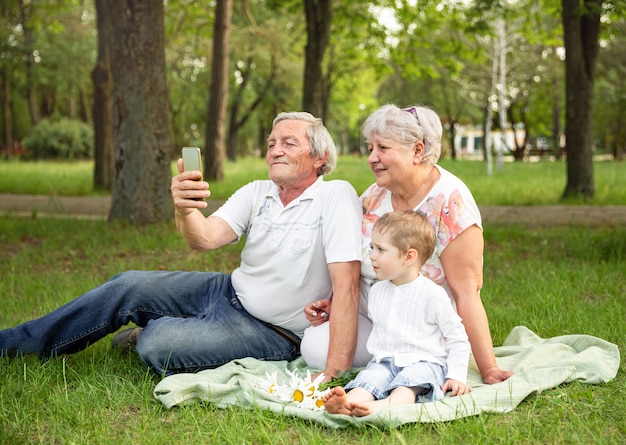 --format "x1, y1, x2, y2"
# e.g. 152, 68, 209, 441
258, 370, 329, 411
258, 371, 281, 396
